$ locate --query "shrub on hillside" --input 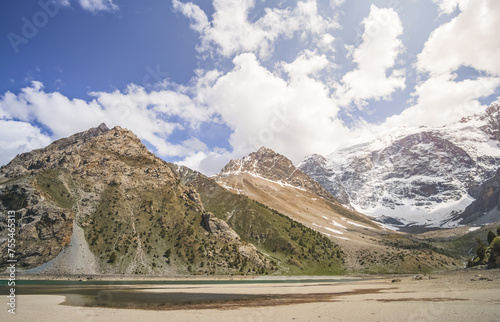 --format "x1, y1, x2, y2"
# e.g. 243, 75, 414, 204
488, 236, 500, 268
487, 230, 496, 245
